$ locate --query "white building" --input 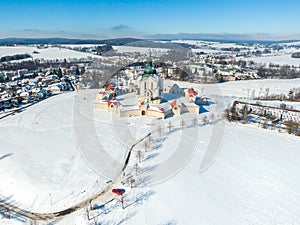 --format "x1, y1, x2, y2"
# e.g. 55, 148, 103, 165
138, 65, 163, 102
